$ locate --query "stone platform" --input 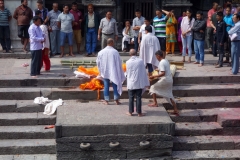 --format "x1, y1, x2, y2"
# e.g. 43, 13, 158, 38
55, 100, 174, 159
